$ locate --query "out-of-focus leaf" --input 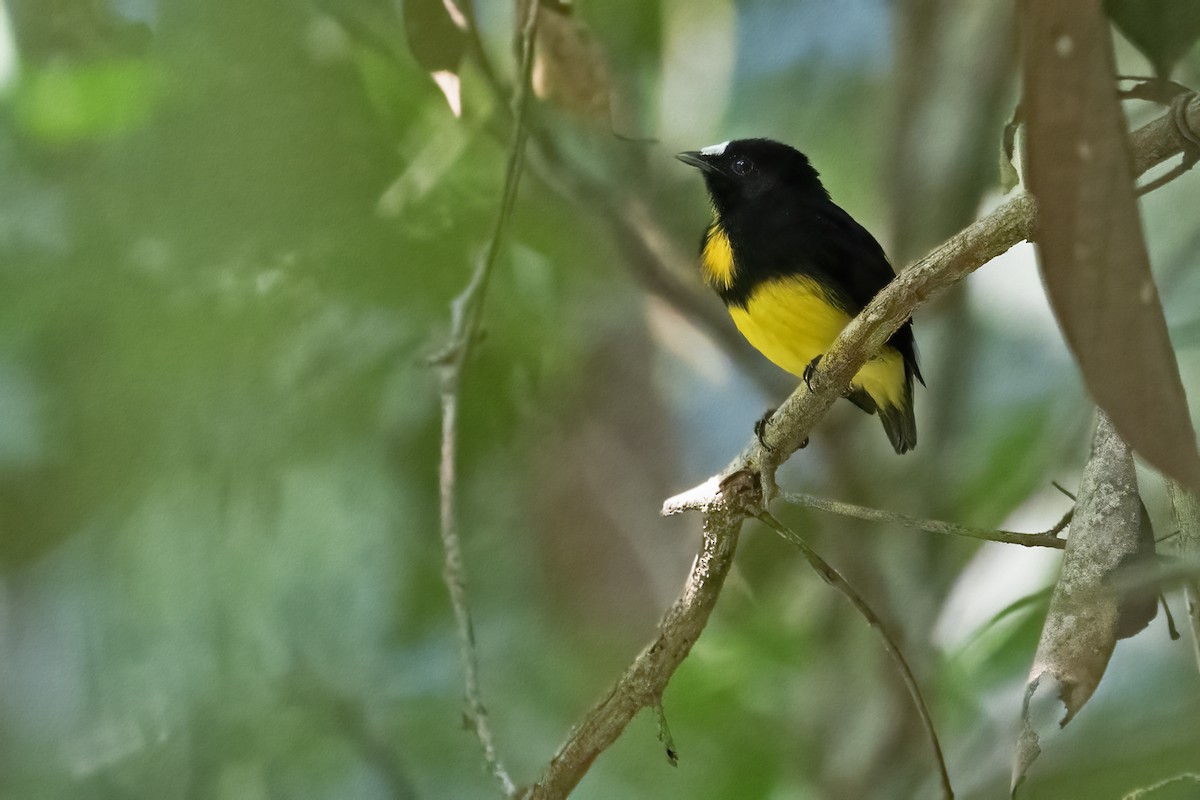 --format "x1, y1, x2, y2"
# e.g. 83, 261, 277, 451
13, 59, 156, 143
952, 402, 1059, 527
402, 0, 469, 116
1013, 411, 1144, 796
999, 111, 1022, 194
312, 0, 408, 65
1104, 0, 1200, 82
943, 588, 1051, 706
965, 588, 1053, 656
1021, 0, 1200, 492
531, 1, 612, 123
955, 587, 1051, 690
375, 107, 473, 223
